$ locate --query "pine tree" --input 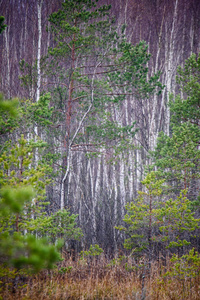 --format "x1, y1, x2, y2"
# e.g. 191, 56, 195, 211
155, 190, 200, 255
40, 0, 162, 210
19, 0, 162, 247
117, 172, 165, 261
